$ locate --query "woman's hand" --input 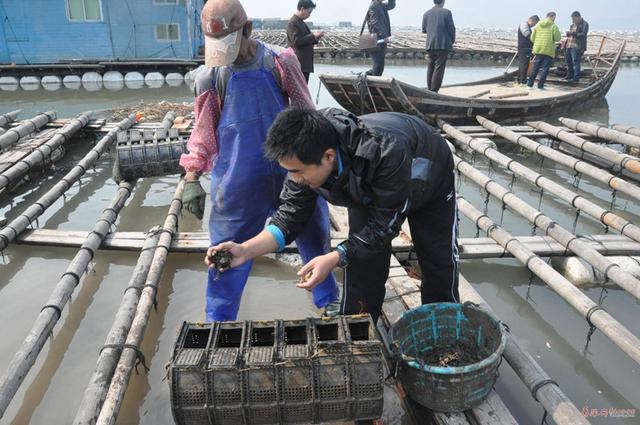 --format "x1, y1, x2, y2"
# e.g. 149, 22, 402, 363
205, 242, 250, 271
